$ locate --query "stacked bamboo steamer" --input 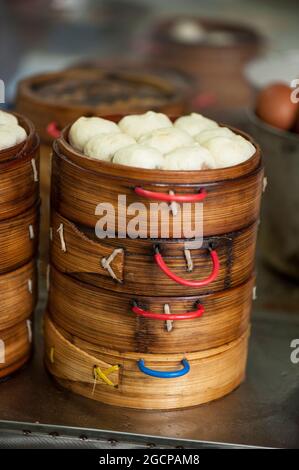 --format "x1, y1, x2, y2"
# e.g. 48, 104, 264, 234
45, 115, 264, 410
0, 113, 39, 380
